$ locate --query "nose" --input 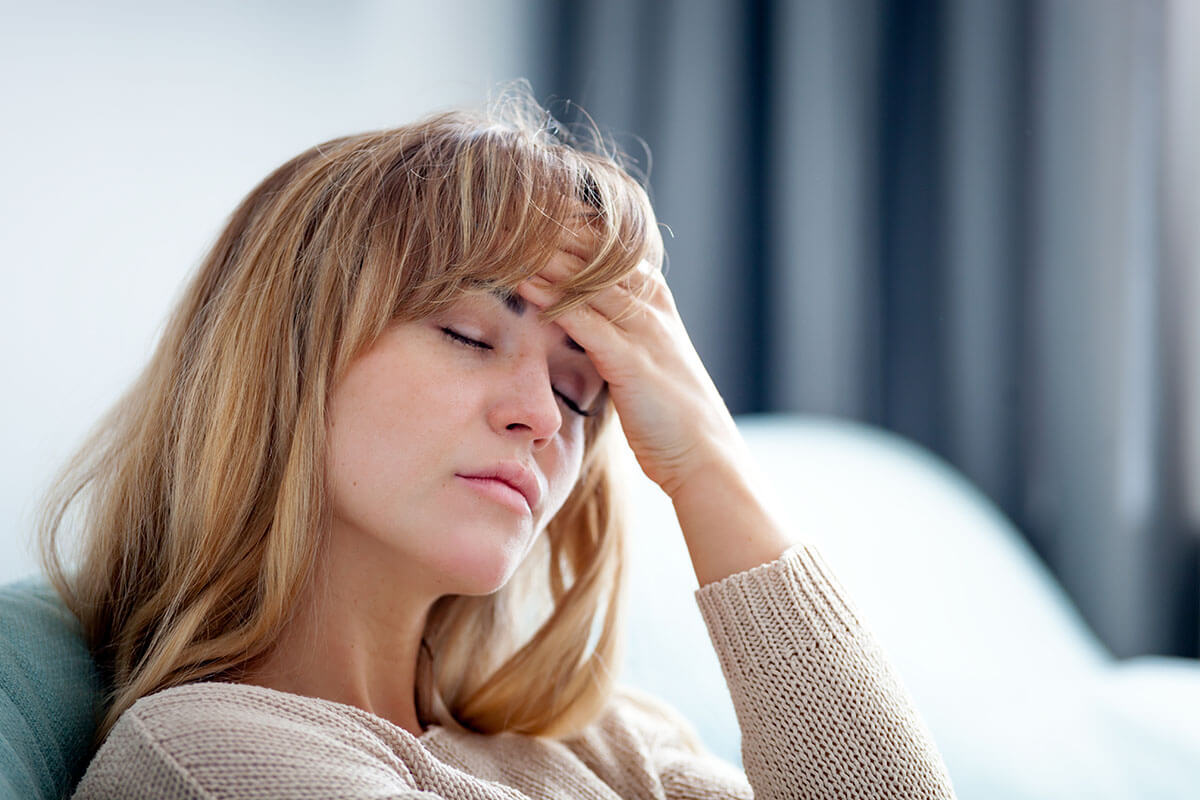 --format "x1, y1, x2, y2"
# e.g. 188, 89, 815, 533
487, 356, 563, 448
